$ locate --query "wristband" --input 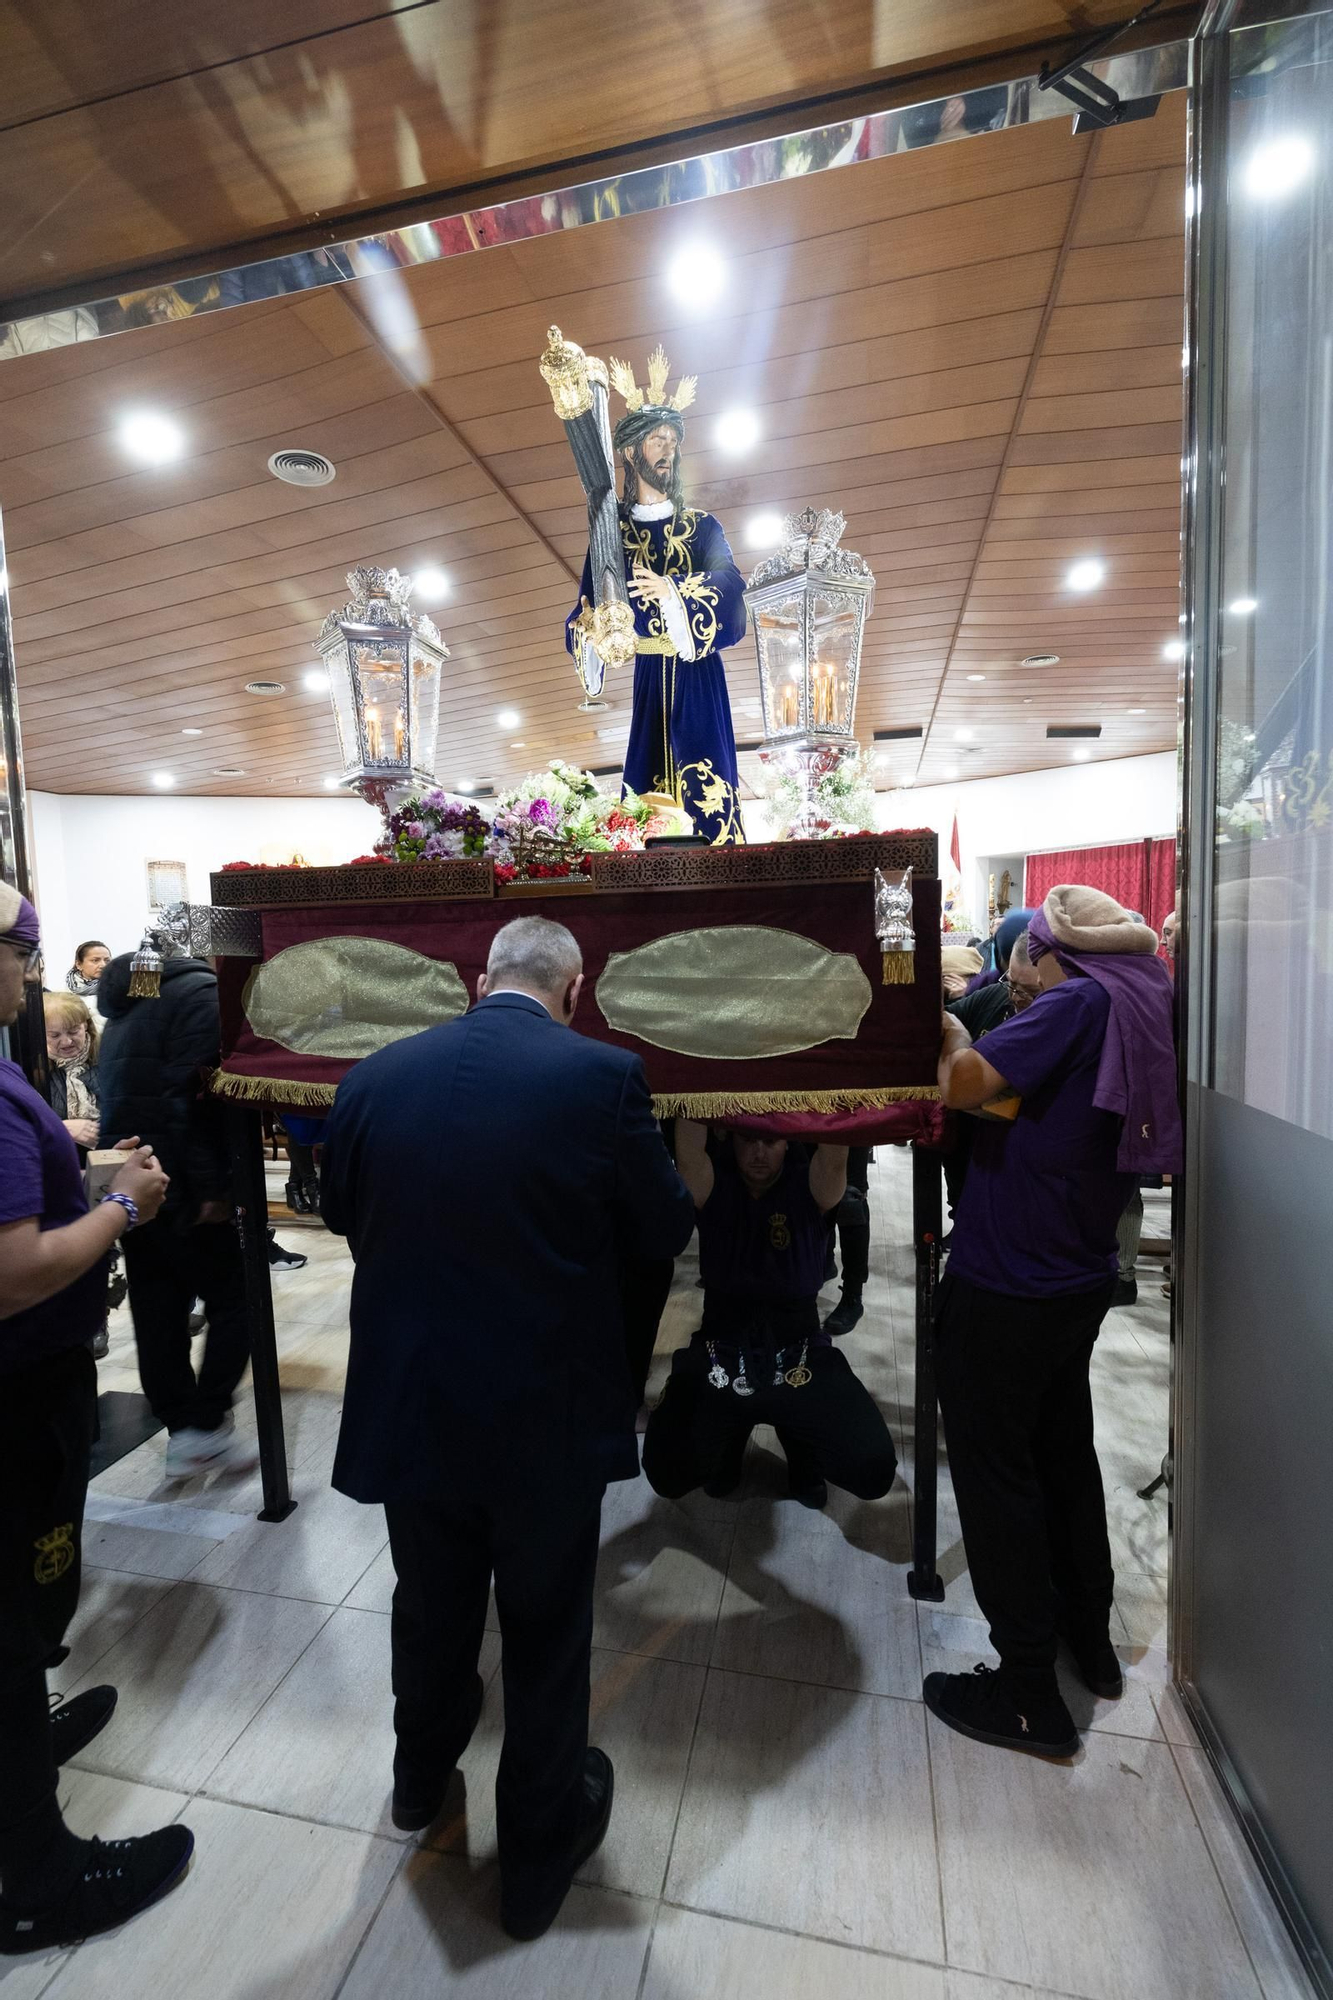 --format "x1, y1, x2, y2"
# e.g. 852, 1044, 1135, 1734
100, 1192, 140, 1234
